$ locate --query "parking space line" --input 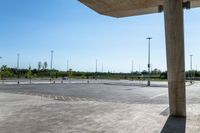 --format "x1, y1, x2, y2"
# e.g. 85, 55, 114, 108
54, 96, 58, 100
68, 96, 74, 101
62, 96, 65, 101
